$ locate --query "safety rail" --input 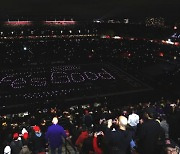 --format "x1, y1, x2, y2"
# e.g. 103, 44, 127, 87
64, 137, 78, 154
